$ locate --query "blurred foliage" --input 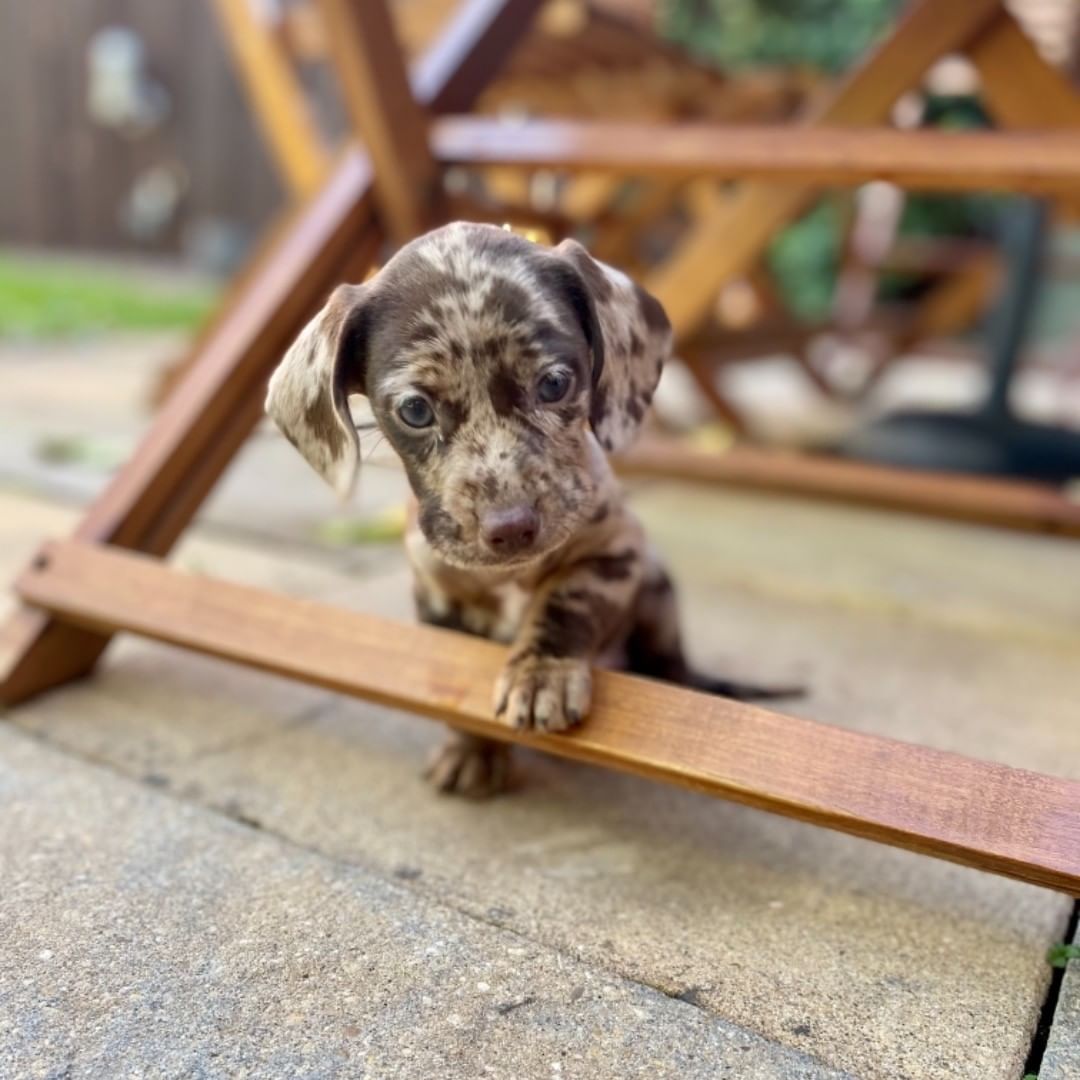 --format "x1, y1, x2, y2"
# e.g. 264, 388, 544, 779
660, 0, 999, 321
663, 0, 904, 74
0, 251, 216, 339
